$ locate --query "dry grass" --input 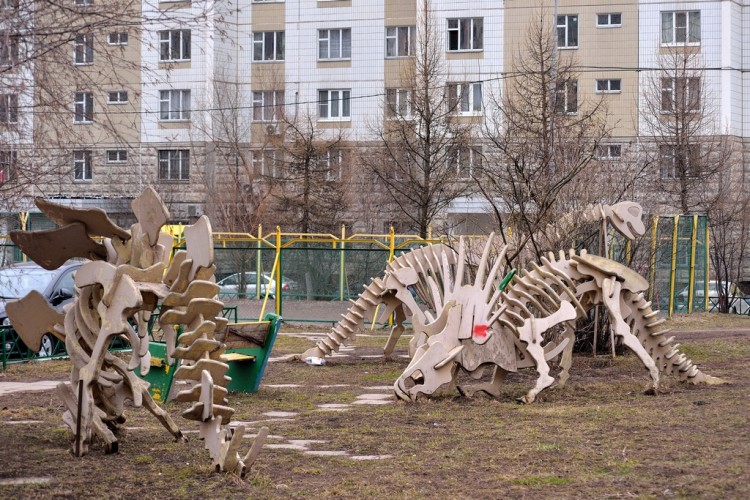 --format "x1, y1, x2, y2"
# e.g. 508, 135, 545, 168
0, 314, 748, 498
